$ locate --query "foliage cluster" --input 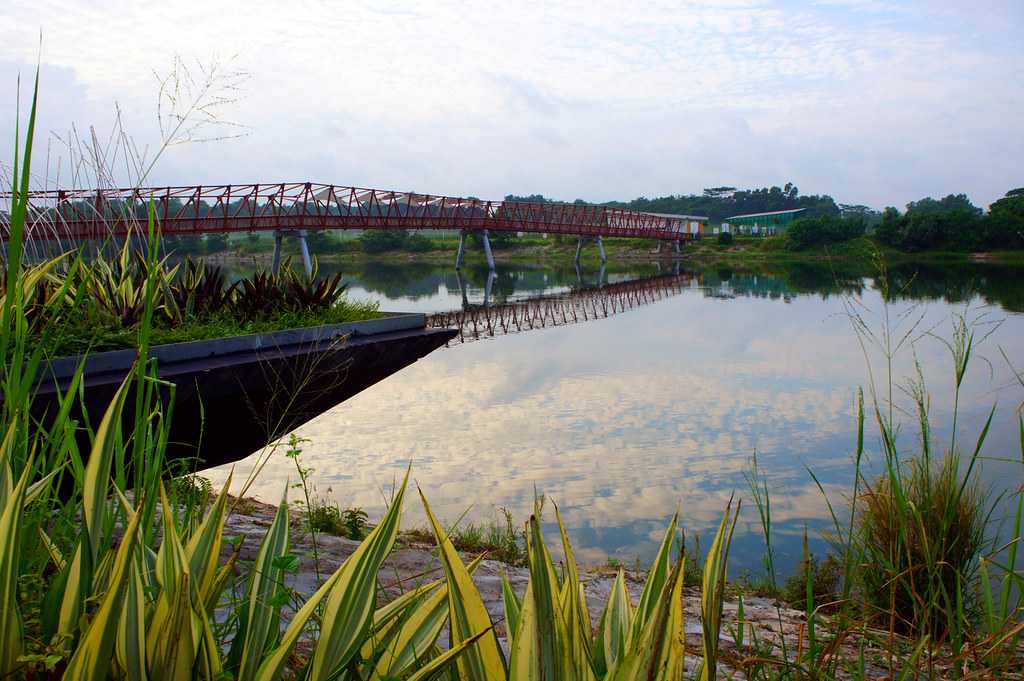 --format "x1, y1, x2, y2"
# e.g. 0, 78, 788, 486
783, 214, 867, 250
876, 190, 1024, 252
4, 244, 378, 357
406, 506, 528, 565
